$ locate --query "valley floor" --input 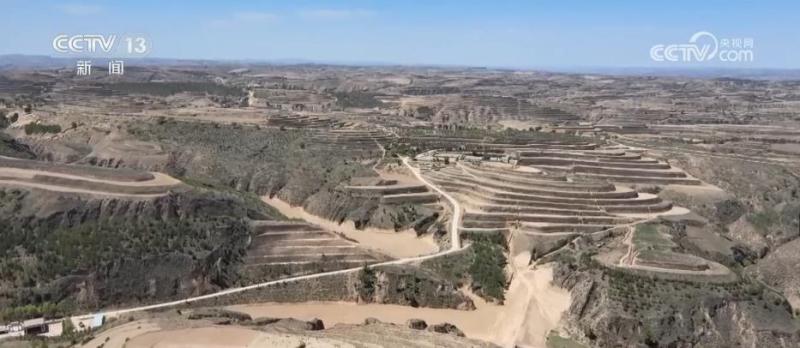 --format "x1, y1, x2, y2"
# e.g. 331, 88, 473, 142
227, 264, 570, 348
